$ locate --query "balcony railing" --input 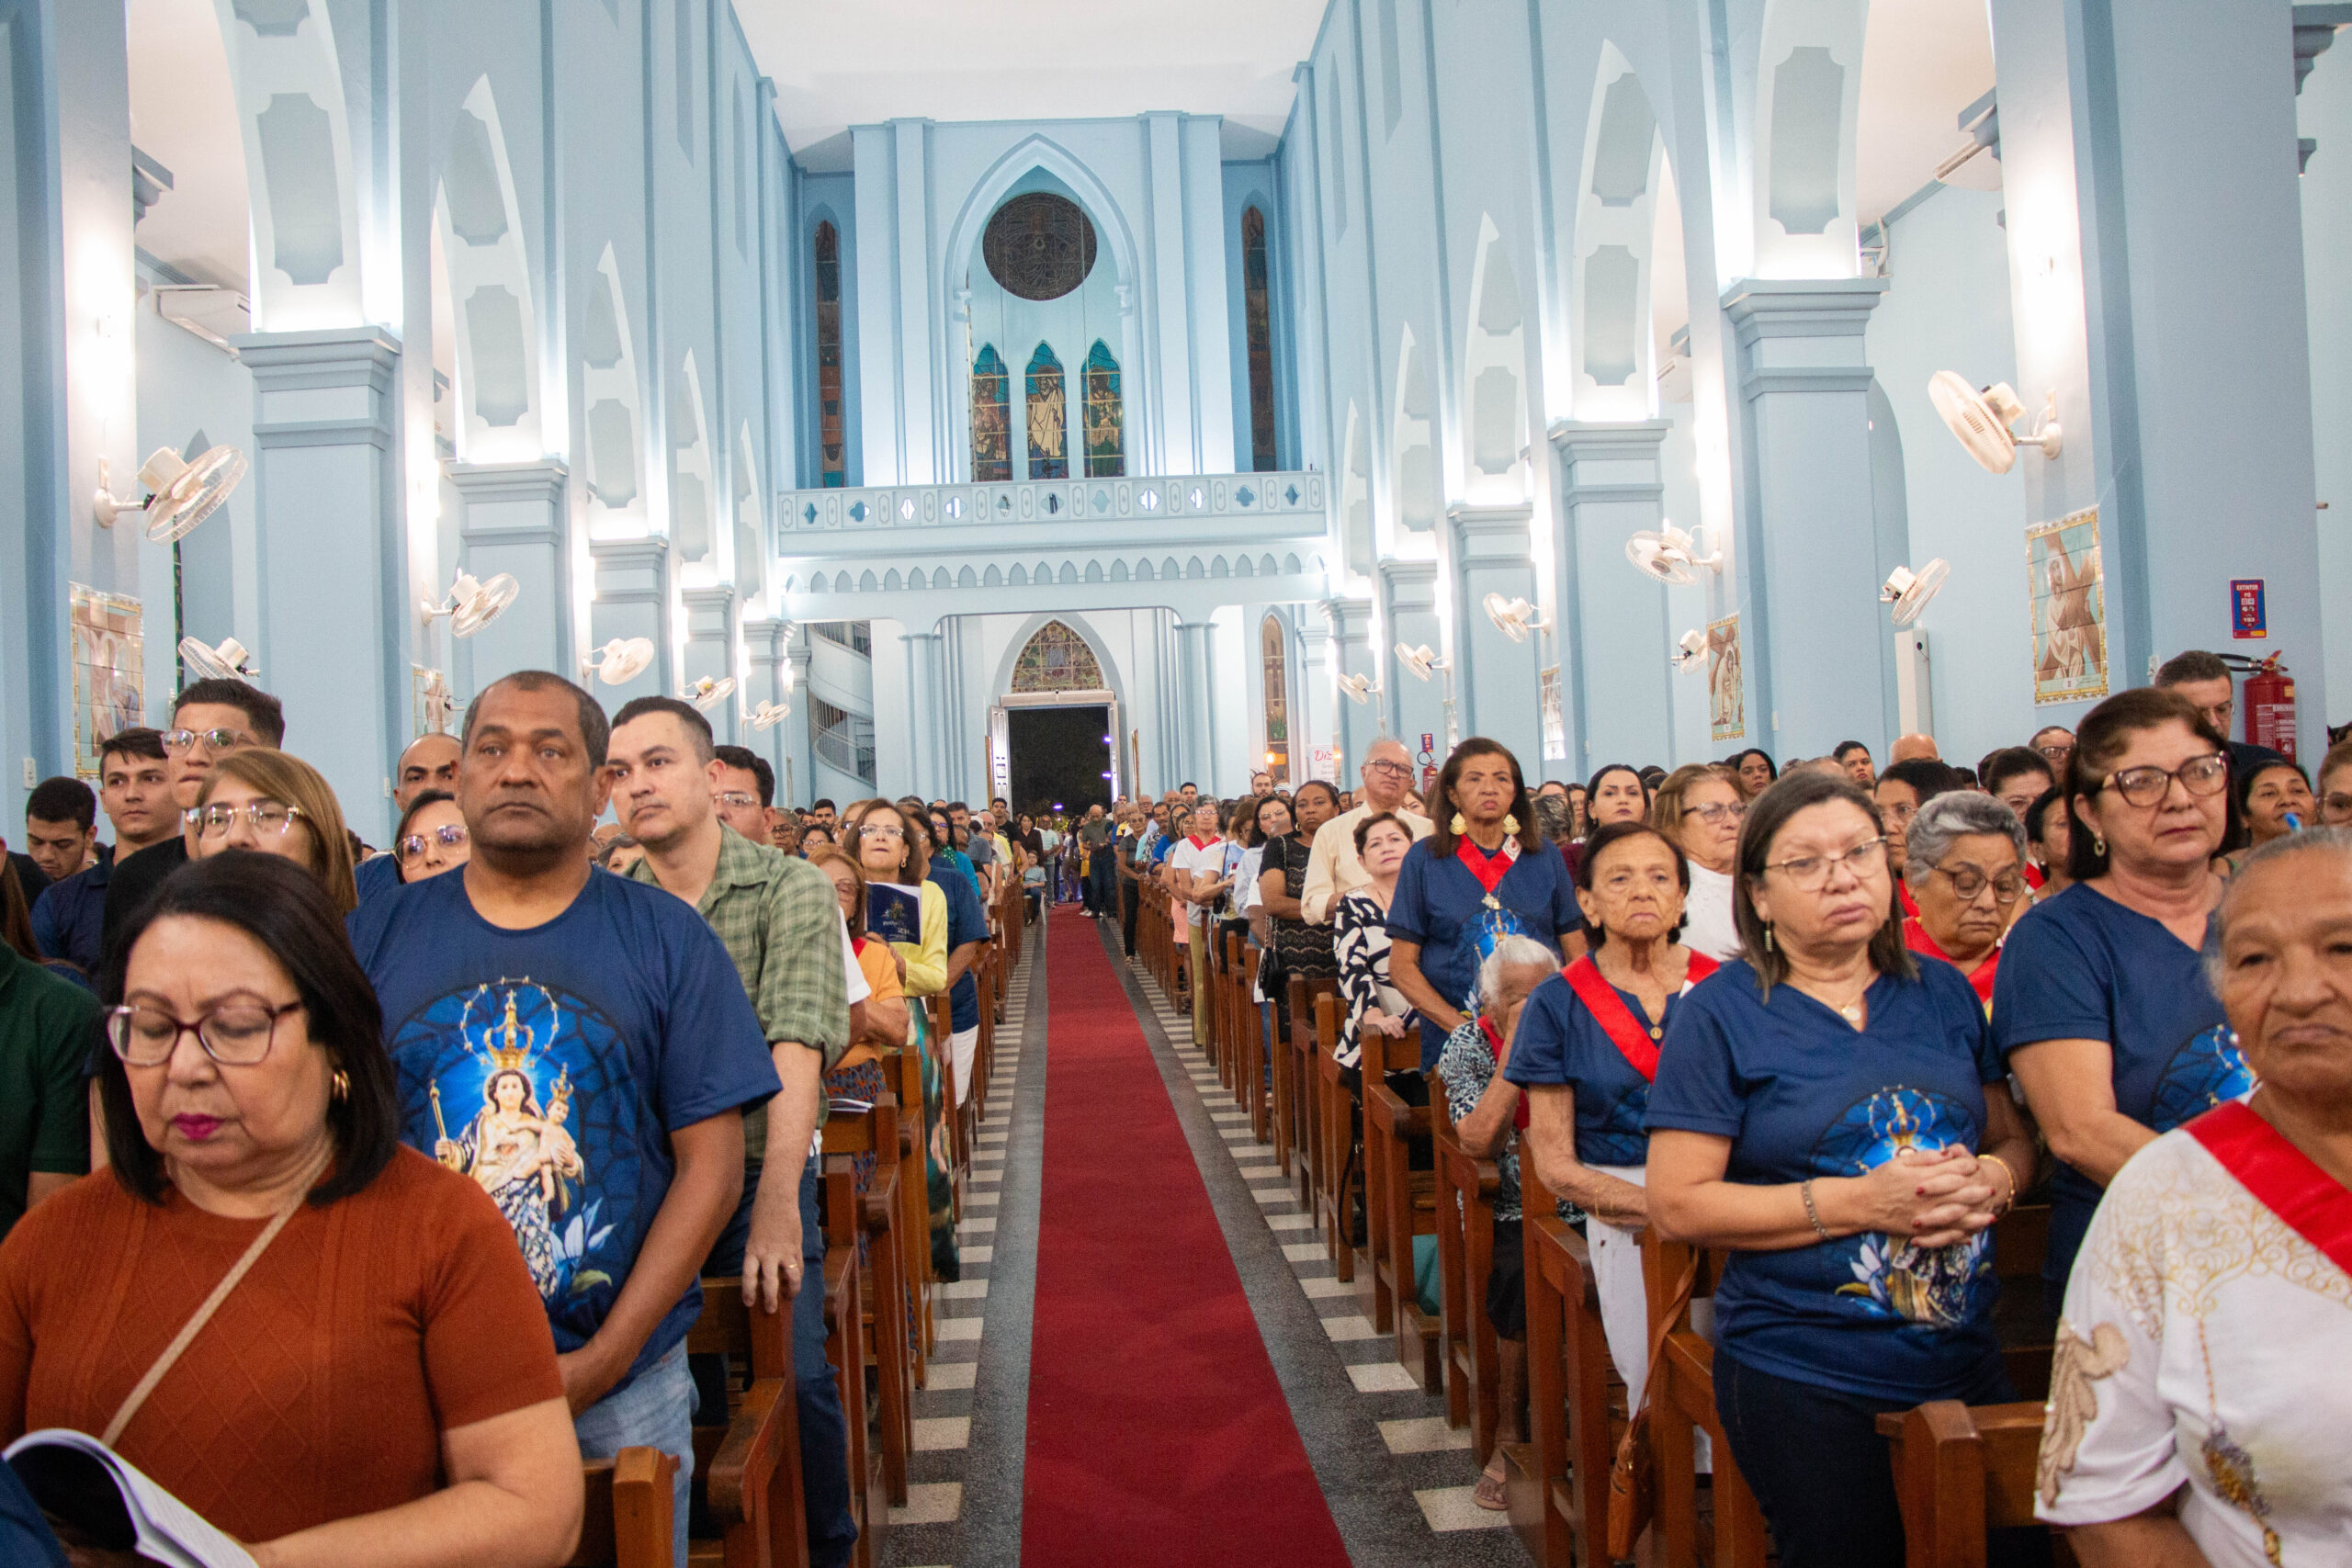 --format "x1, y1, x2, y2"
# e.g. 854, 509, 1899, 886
816, 724, 876, 784
775, 470, 1326, 541
811, 620, 872, 656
